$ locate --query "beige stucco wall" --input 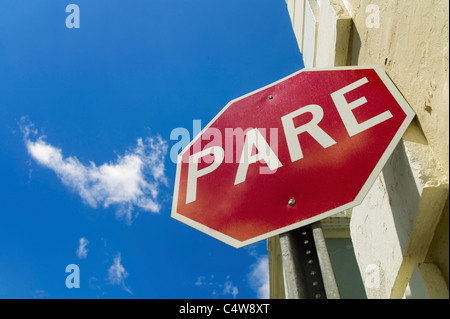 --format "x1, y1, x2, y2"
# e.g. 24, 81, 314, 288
346, 0, 449, 298
346, 0, 449, 178
281, 0, 449, 299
